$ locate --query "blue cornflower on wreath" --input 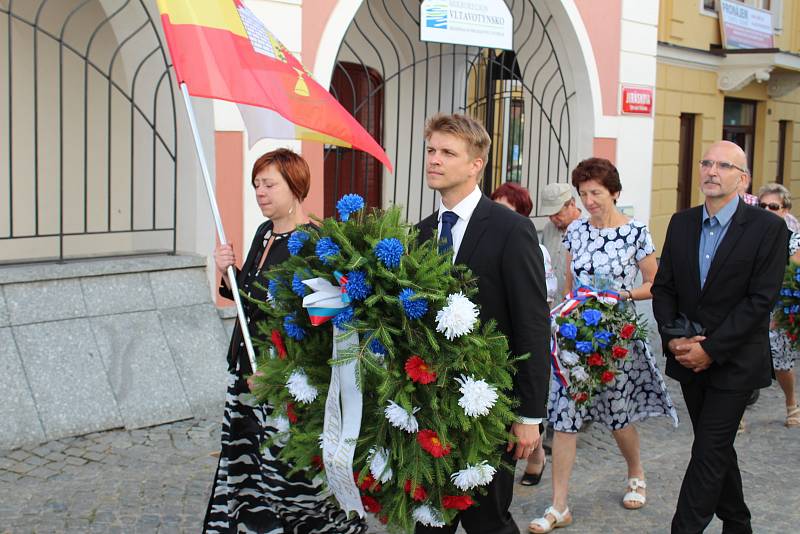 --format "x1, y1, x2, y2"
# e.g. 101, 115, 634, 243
292, 273, 309, 298
345, 270, 372, 301
336, 194, 365, 222
268, 277, 285, 298
399, 288, 428, 320
374, 238, 404, 269
368, 336, 388, 356
332, 306, 355, 329
575, 340, 594, 353
287, 230, 309, 256
316, 237, 340, 266
284, 312, 306, 341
